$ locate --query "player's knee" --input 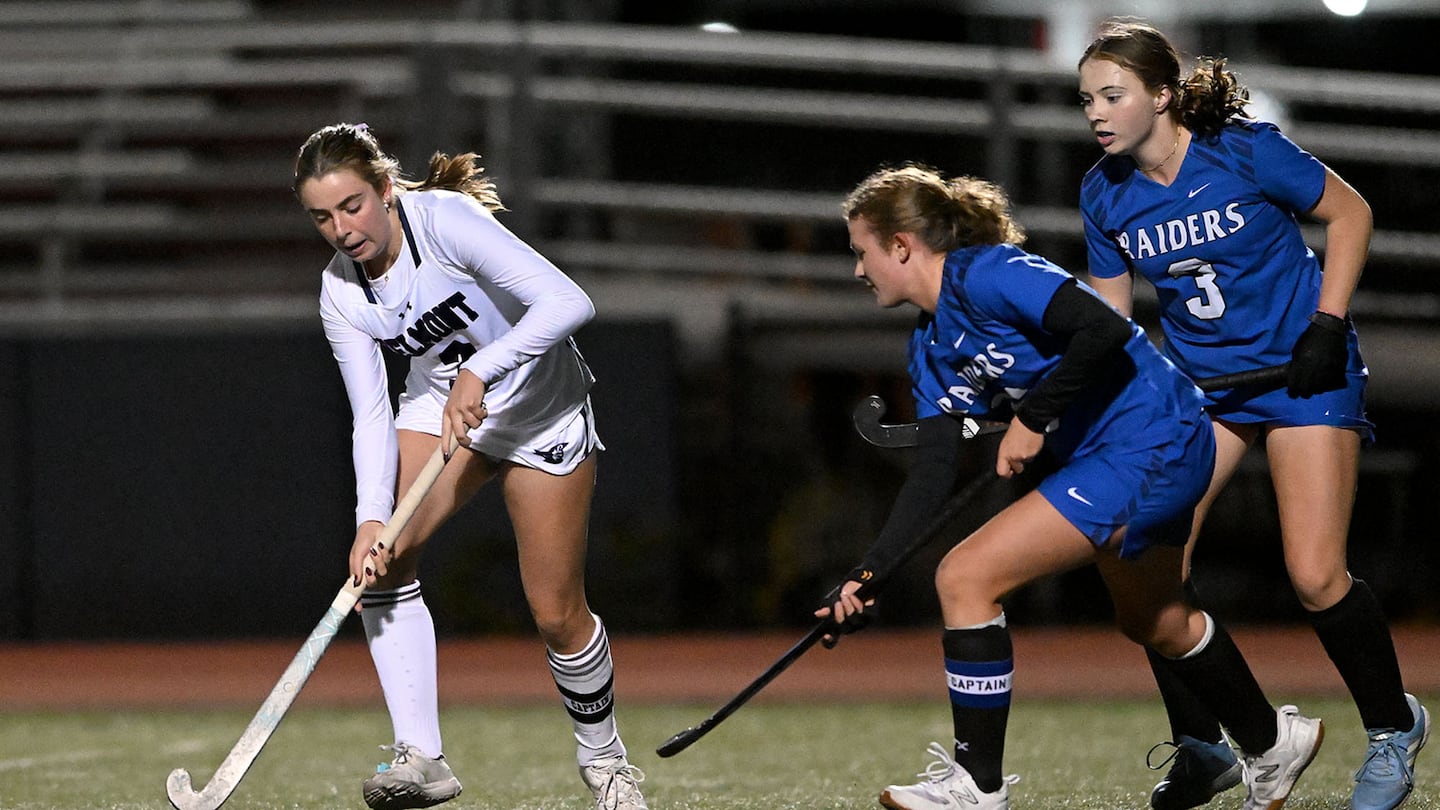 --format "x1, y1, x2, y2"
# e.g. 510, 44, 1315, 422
934, 555, 1000, 610
529, 600, 591, 649
1287, 563, 1351, 611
